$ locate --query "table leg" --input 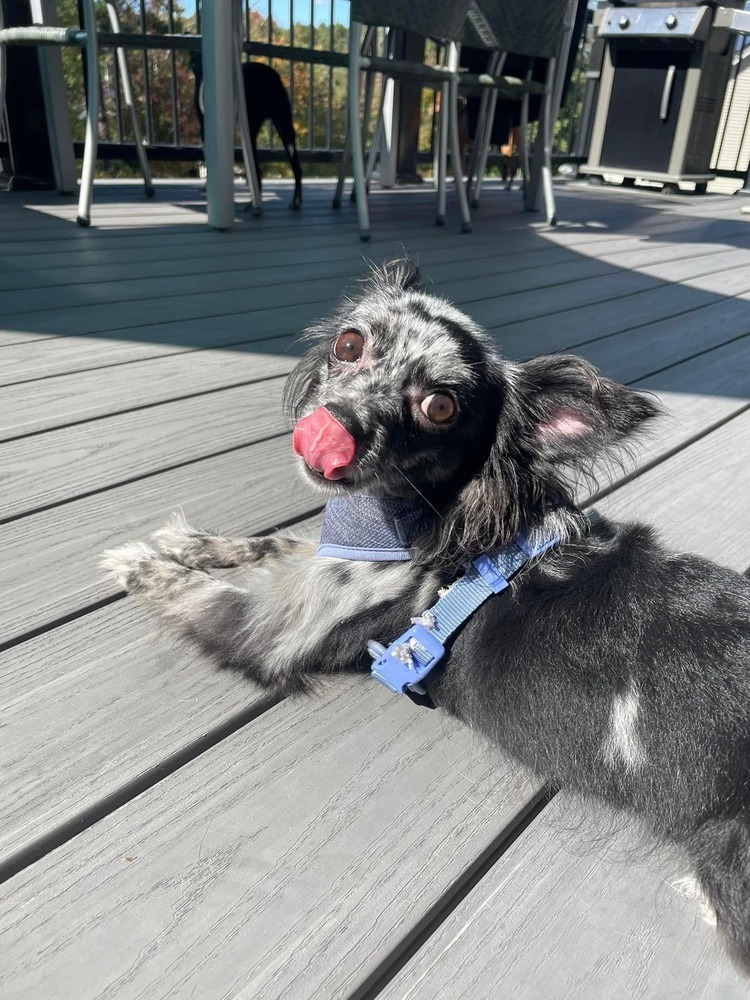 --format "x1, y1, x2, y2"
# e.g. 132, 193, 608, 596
202, 0, 234, 230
